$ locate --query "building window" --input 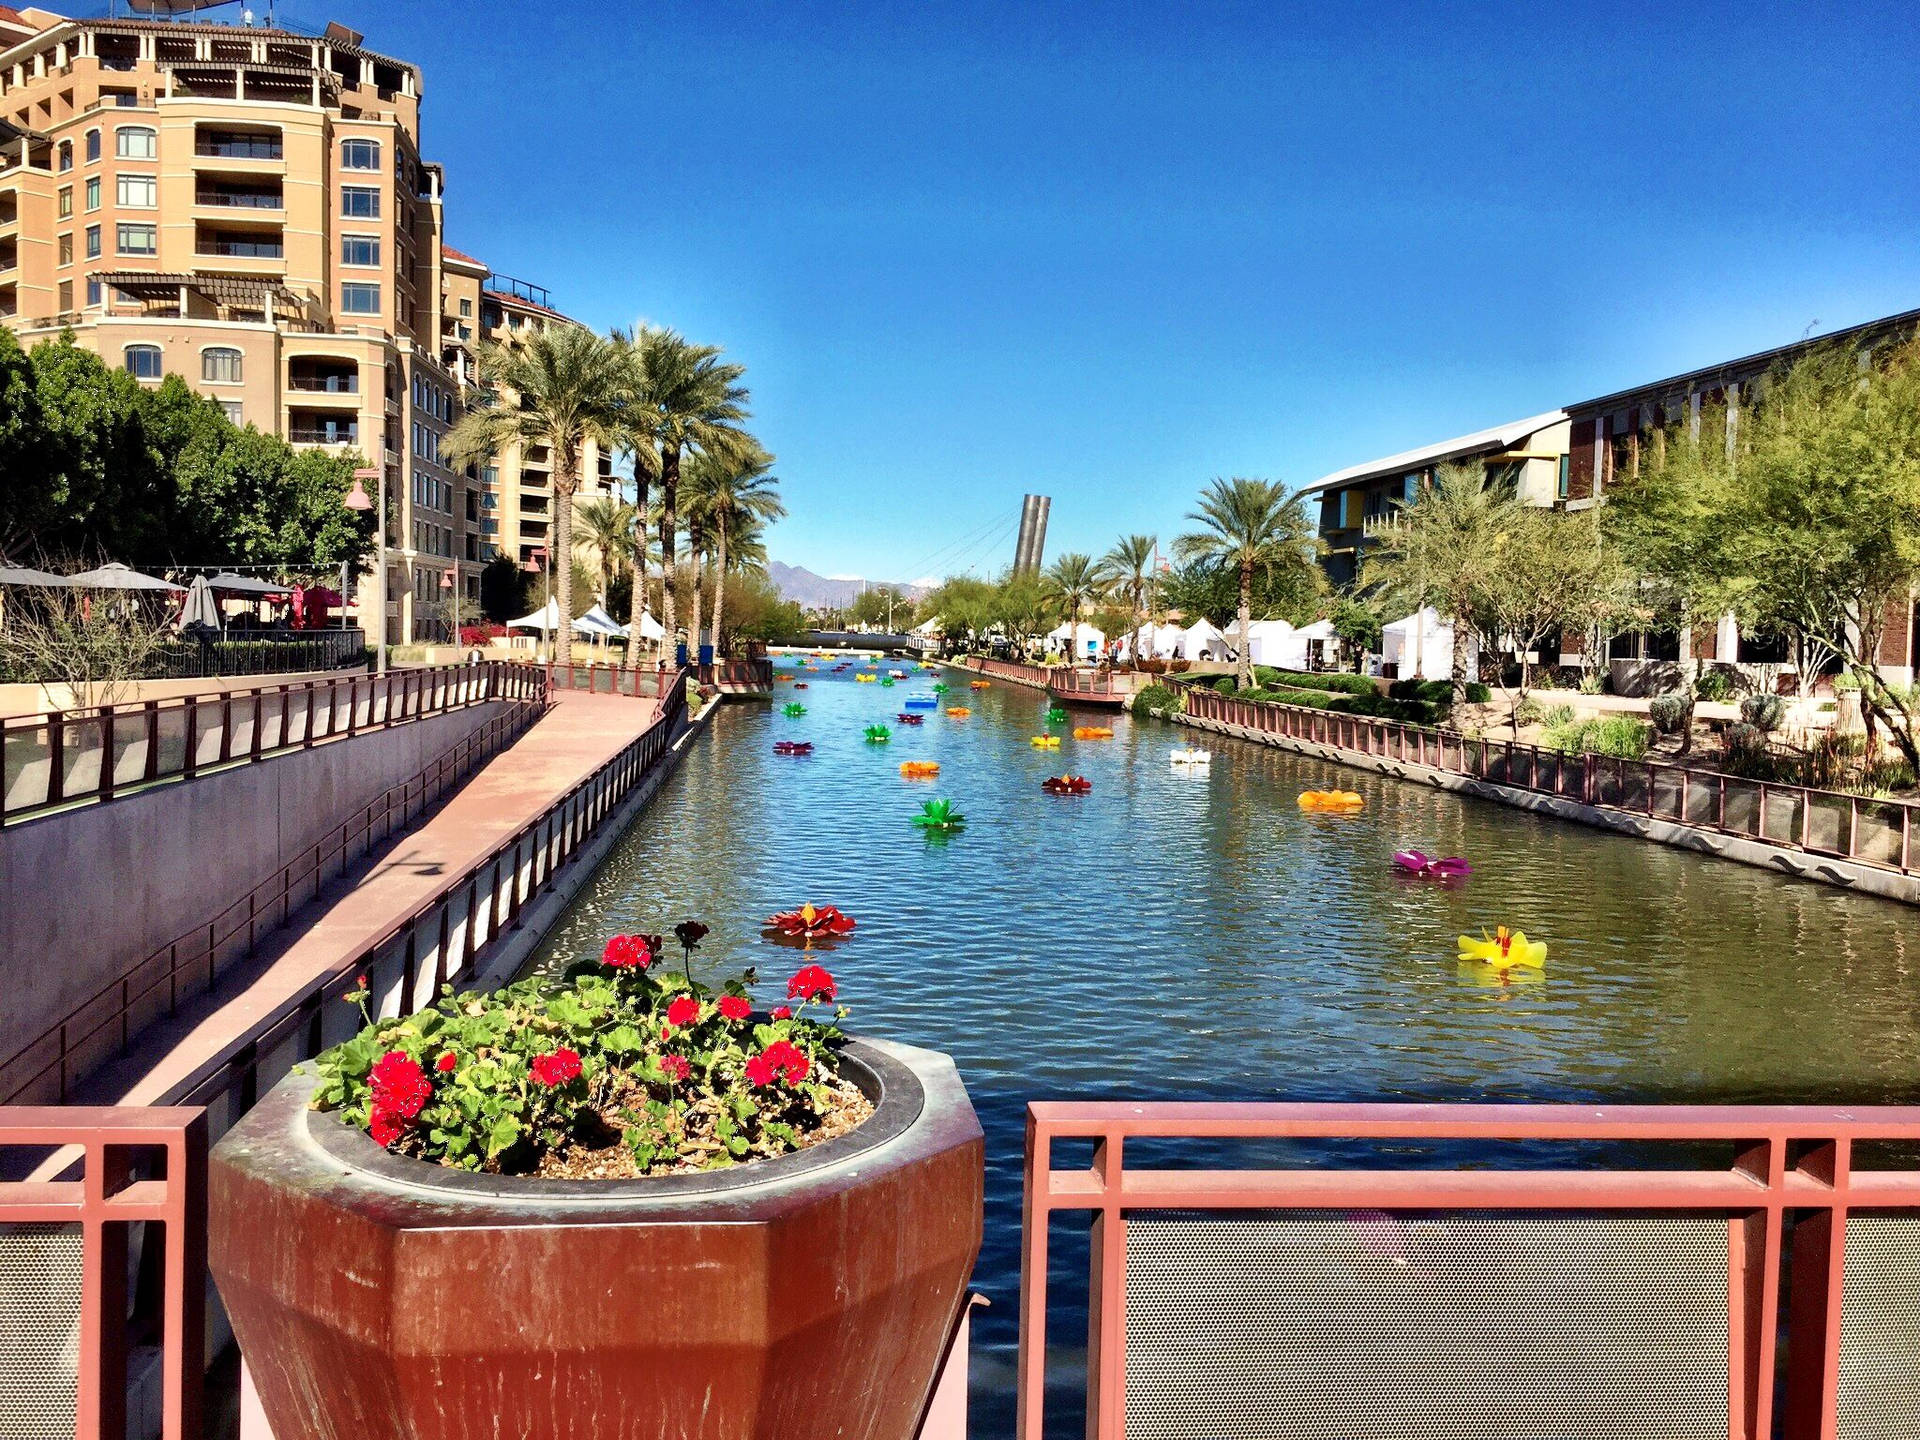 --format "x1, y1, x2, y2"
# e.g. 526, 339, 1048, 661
86, 277, 102, 306
340, 138, 380, 171
57, 186, 72, 218
340, 185, 380, 219
116, 173, 156, 208
57, 233, 72, 265
459, 297, 472, 317
84, 175, 99, 210
219, 400, 243, 425
85, 225, 101, 258
117, 222, 157, 255
57, 279, 72, 310
57, 140, 71, 171
340, 281, 380, 314
202, 347, 242, 383
340, 234, 379, 267
115, 125, 157, 160
1557, 454, 1570, 500
84, 129, 100, 162
124, 344, 162, 380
